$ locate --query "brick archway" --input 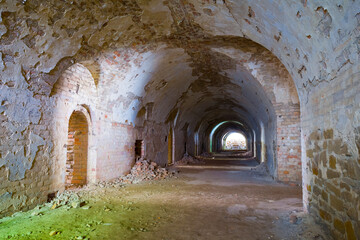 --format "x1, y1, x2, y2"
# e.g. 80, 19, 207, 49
66, 111, 89, 187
